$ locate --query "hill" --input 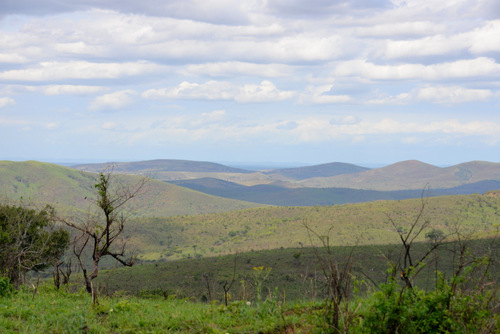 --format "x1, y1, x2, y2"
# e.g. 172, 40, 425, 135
70, 159, 500, 195
124, 192, 500, 261
0, 160, 262, 216
169, 177, 500, 206
299, 160, 500, 190
261, 162, 370, 181
73, 159, 253, 174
